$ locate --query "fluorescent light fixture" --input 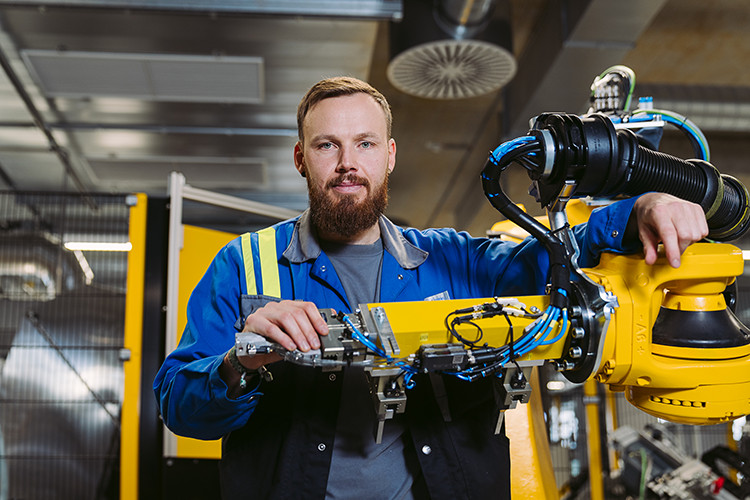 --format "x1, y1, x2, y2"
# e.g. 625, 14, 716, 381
64, 241, 132, 252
